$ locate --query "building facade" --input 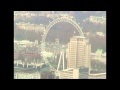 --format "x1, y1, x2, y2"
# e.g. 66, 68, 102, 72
14, 71, 40, 79
59, 68, 79, 79
67, 36, 91, 69
91, 51, 106, 64
88, 73, 106, 79
16, 22, 45, 32
79, 67, 89, 79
